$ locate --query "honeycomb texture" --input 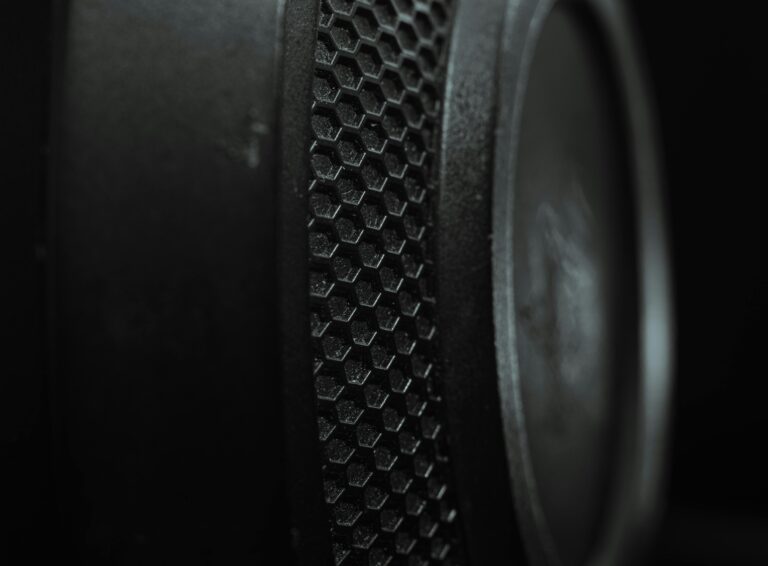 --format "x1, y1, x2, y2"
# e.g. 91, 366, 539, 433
308, 0, 463, 564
